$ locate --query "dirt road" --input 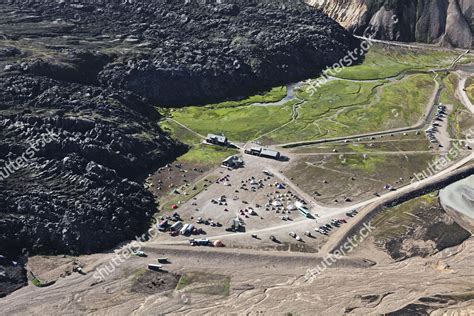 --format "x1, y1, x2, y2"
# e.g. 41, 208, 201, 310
321, 158, 474, 254
457, 72, 474, 114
